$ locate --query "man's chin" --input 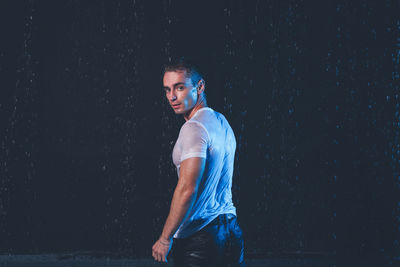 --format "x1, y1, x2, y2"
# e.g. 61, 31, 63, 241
173, 109, 185, 114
